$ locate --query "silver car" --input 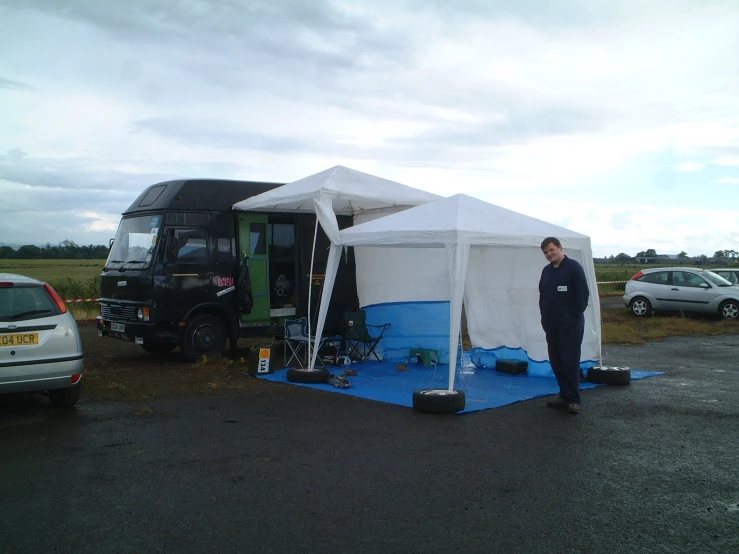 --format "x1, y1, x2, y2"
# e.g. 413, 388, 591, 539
0, 273, 84, 407
713, 268, 739, 285
623, 267, 739, 320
